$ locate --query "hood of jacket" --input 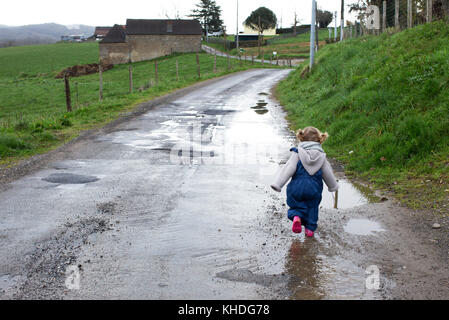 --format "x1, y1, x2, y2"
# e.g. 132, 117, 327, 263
297, 147, 326, 176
